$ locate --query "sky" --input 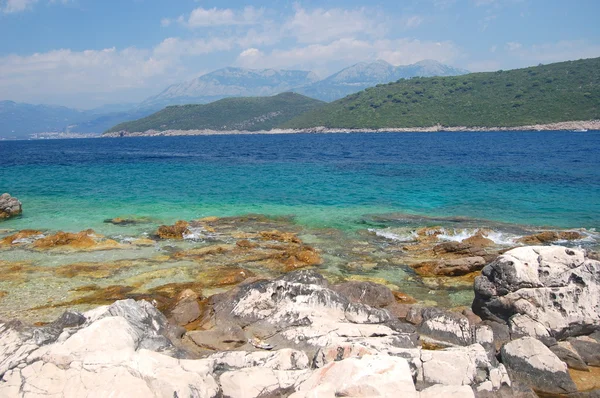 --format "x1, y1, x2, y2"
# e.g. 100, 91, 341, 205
0, 0, 599, 109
